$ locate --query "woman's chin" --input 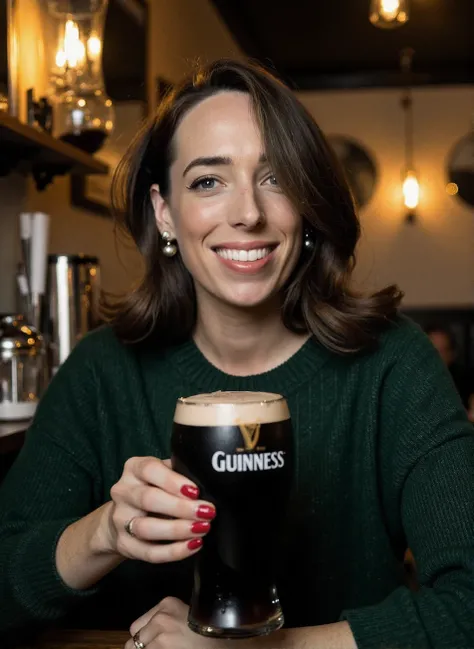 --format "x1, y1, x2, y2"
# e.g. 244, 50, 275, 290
219, 288, 280, 311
